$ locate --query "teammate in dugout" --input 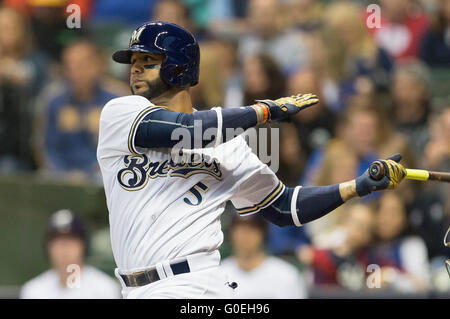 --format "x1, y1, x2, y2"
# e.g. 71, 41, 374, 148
97, 21, 406, 299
